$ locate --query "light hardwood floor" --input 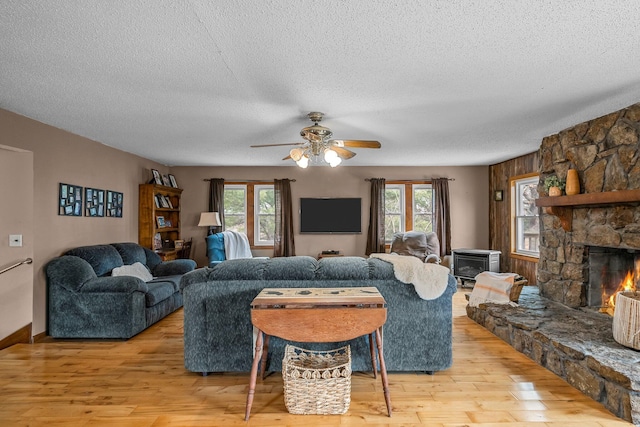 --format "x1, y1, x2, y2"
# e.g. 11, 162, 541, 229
0, 289, 633, 426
